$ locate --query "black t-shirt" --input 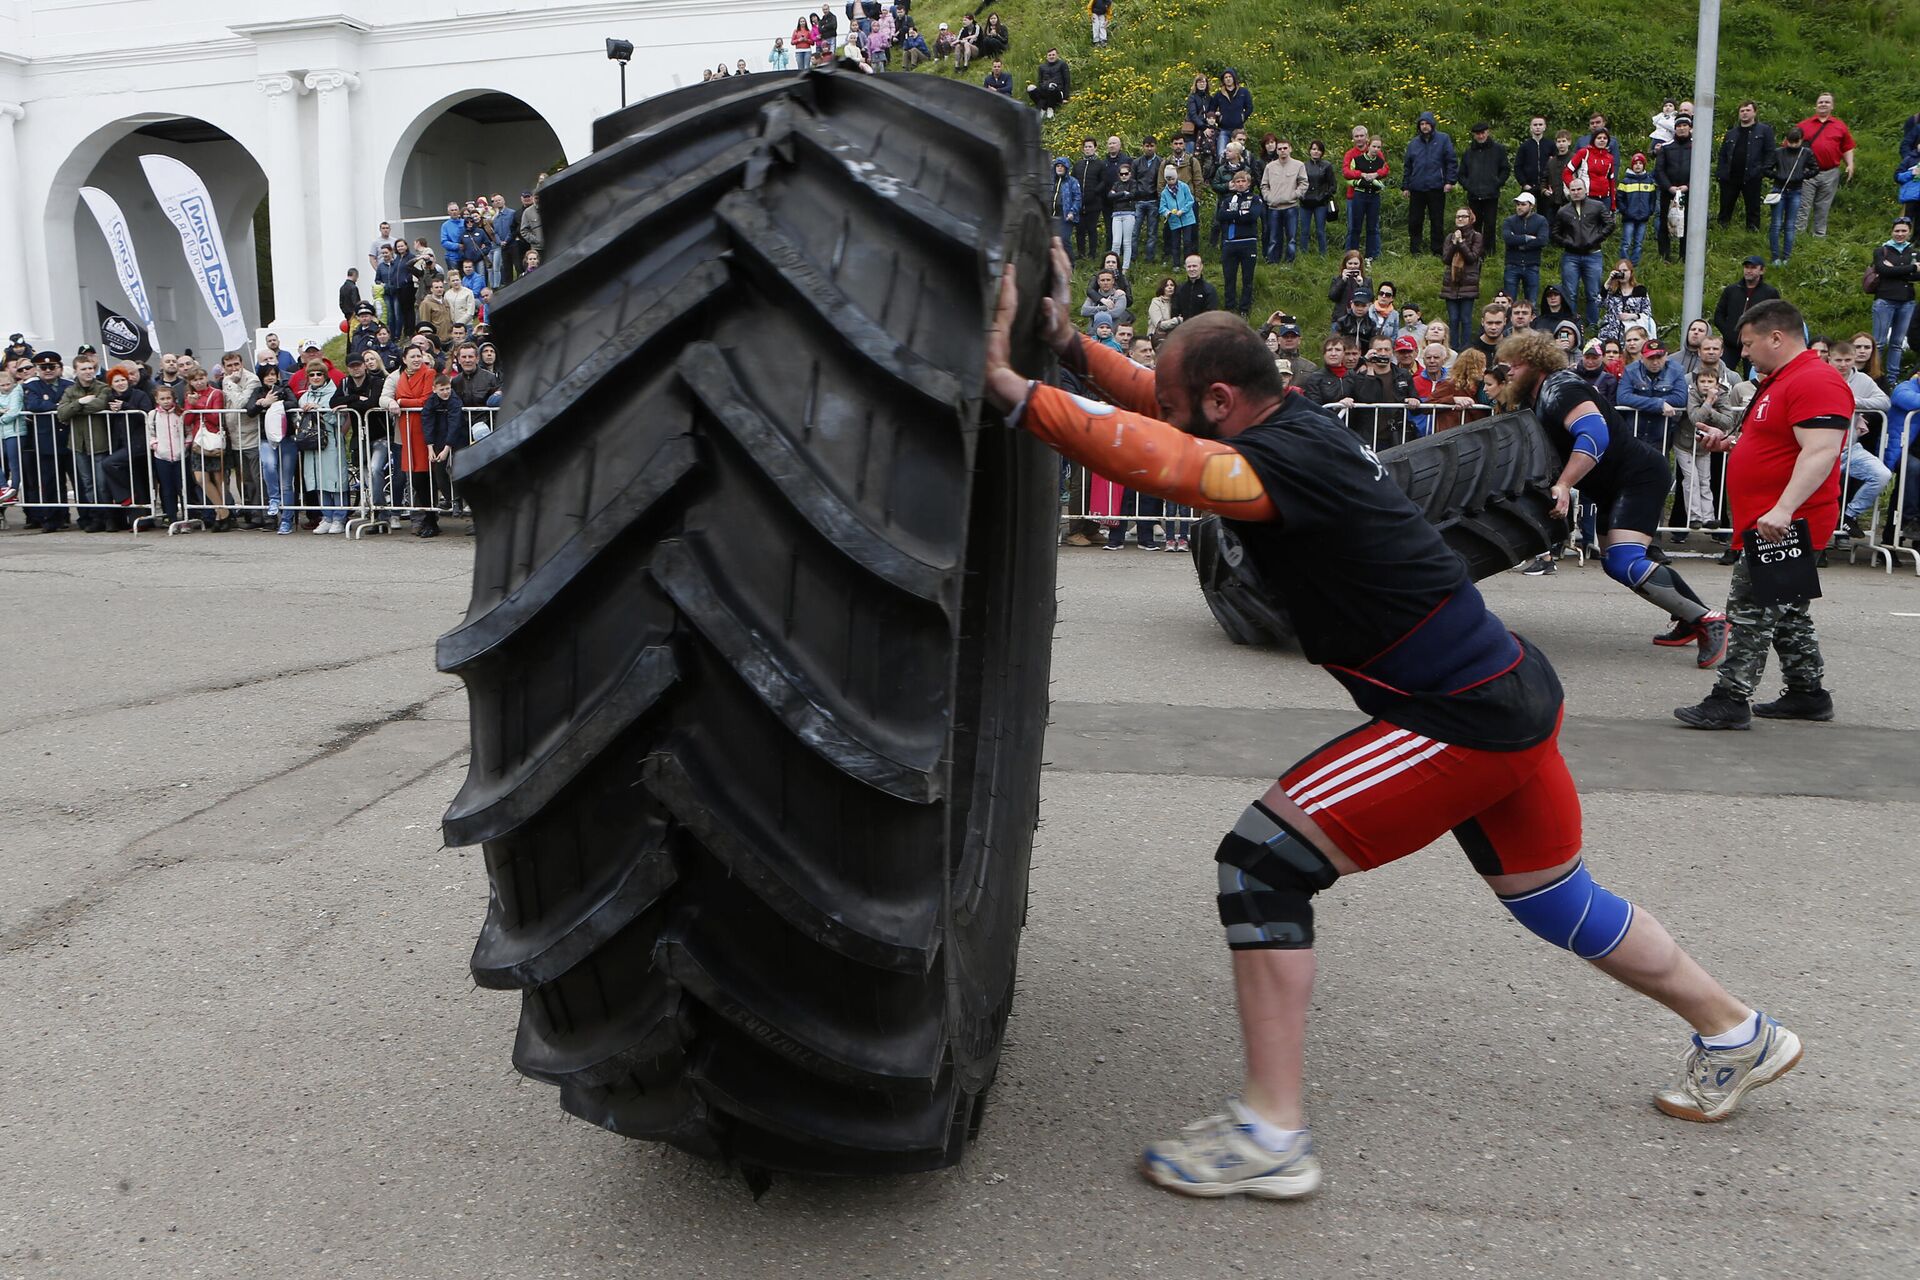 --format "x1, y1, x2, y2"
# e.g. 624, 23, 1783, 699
1533, 368, 1667, 495
1224, 395, 1562, 749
